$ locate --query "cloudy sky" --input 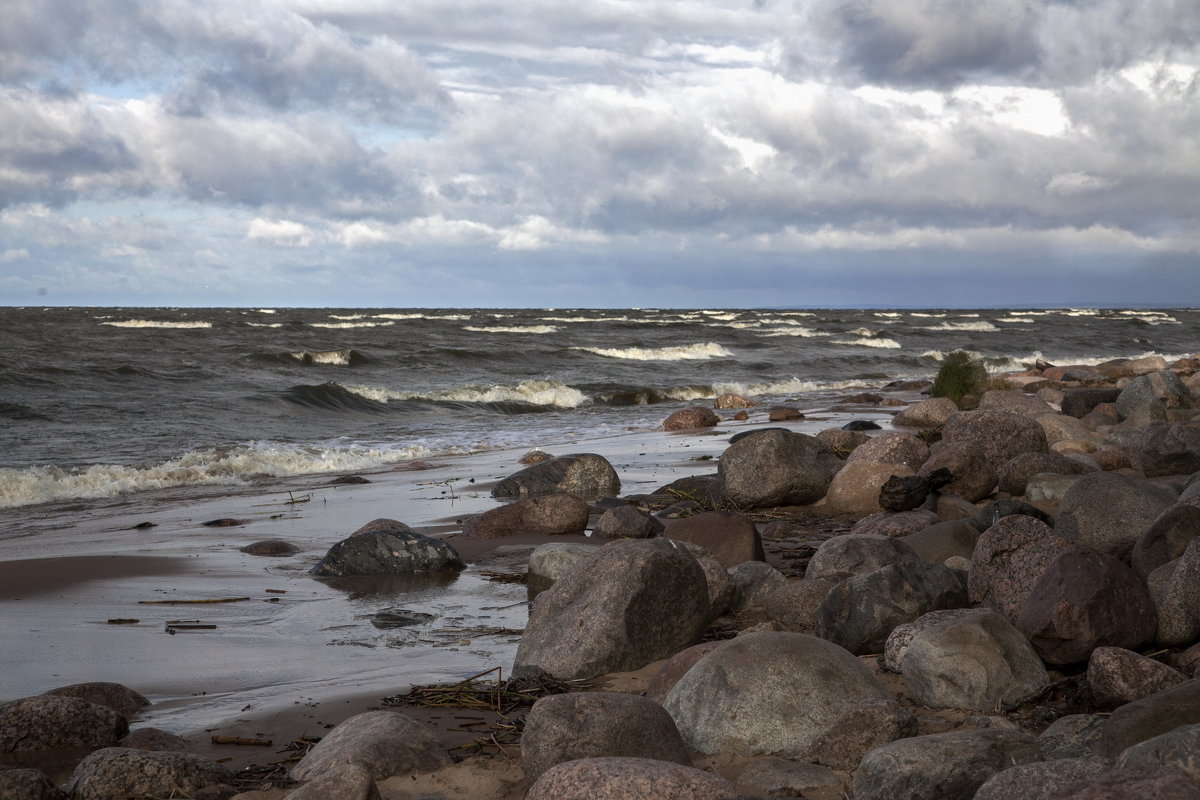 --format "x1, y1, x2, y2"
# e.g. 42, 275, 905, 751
2, 0, 1197, 308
